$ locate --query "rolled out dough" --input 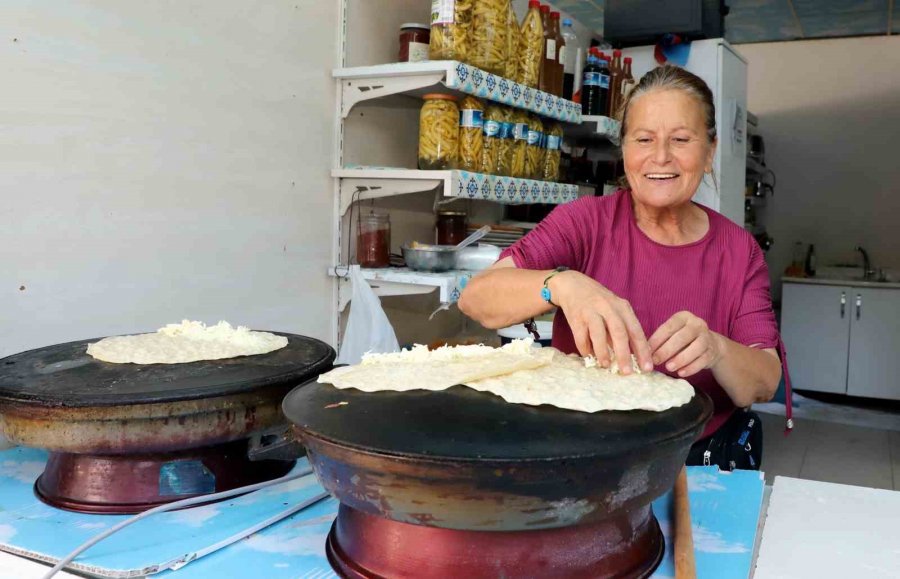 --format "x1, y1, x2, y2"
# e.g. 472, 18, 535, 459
318, 340, 694, 413
86, 320, 288, 364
